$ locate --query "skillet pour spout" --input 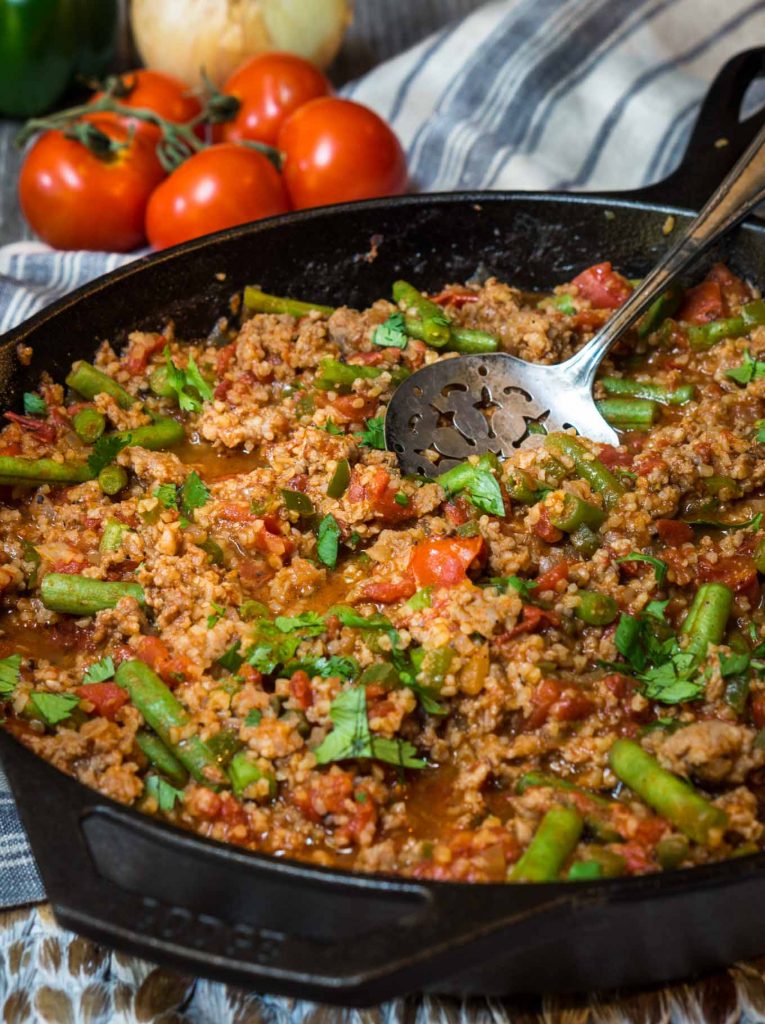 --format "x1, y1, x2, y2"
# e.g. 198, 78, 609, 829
0, 49, 765, 1005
